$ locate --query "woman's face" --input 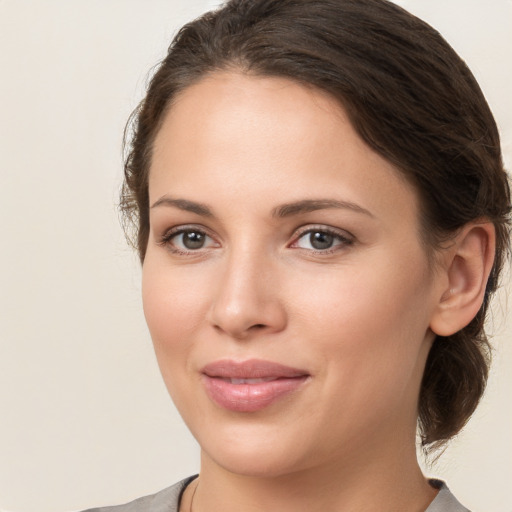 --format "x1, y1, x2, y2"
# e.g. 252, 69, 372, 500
143, 72, 444, 477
